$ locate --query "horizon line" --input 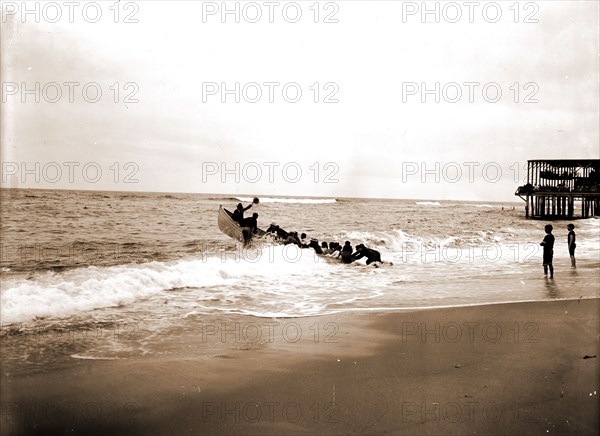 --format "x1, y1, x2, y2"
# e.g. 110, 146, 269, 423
0, 186, 524, 204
